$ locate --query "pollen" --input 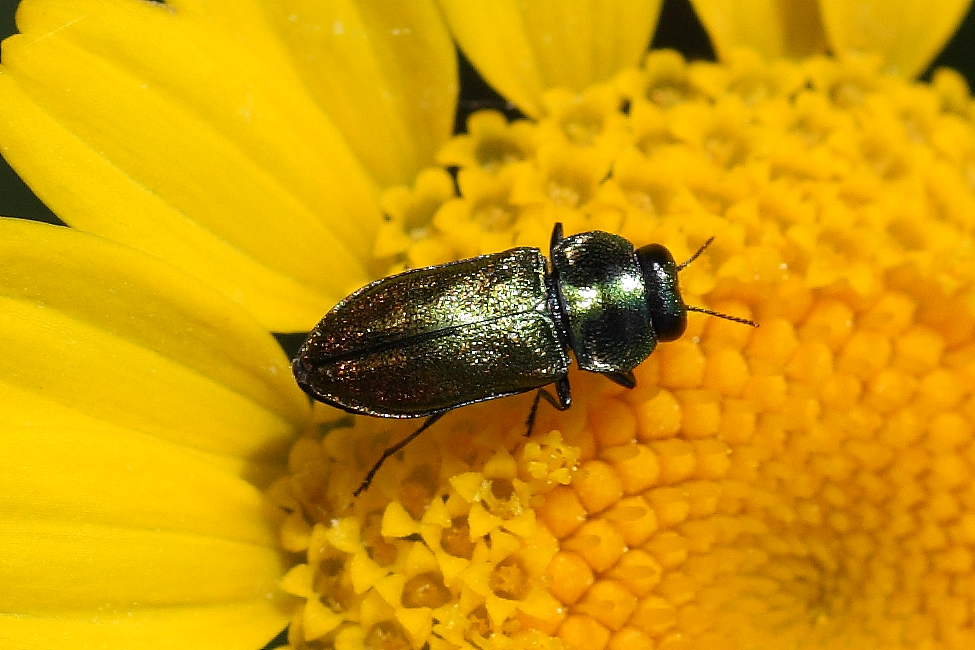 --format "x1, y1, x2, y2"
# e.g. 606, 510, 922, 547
273, 51, 975, 649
